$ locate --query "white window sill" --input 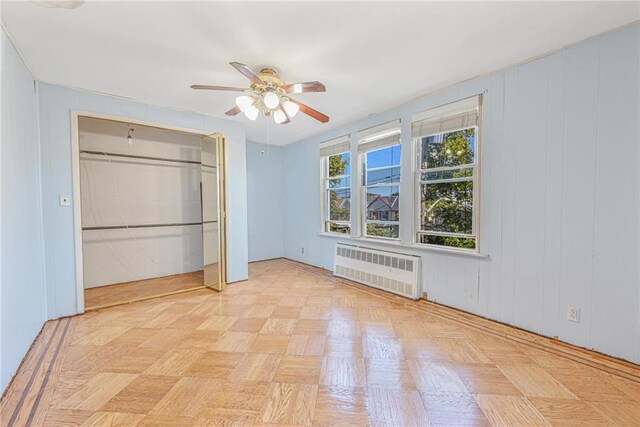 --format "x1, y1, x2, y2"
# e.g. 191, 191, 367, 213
317, 232, 489, 259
